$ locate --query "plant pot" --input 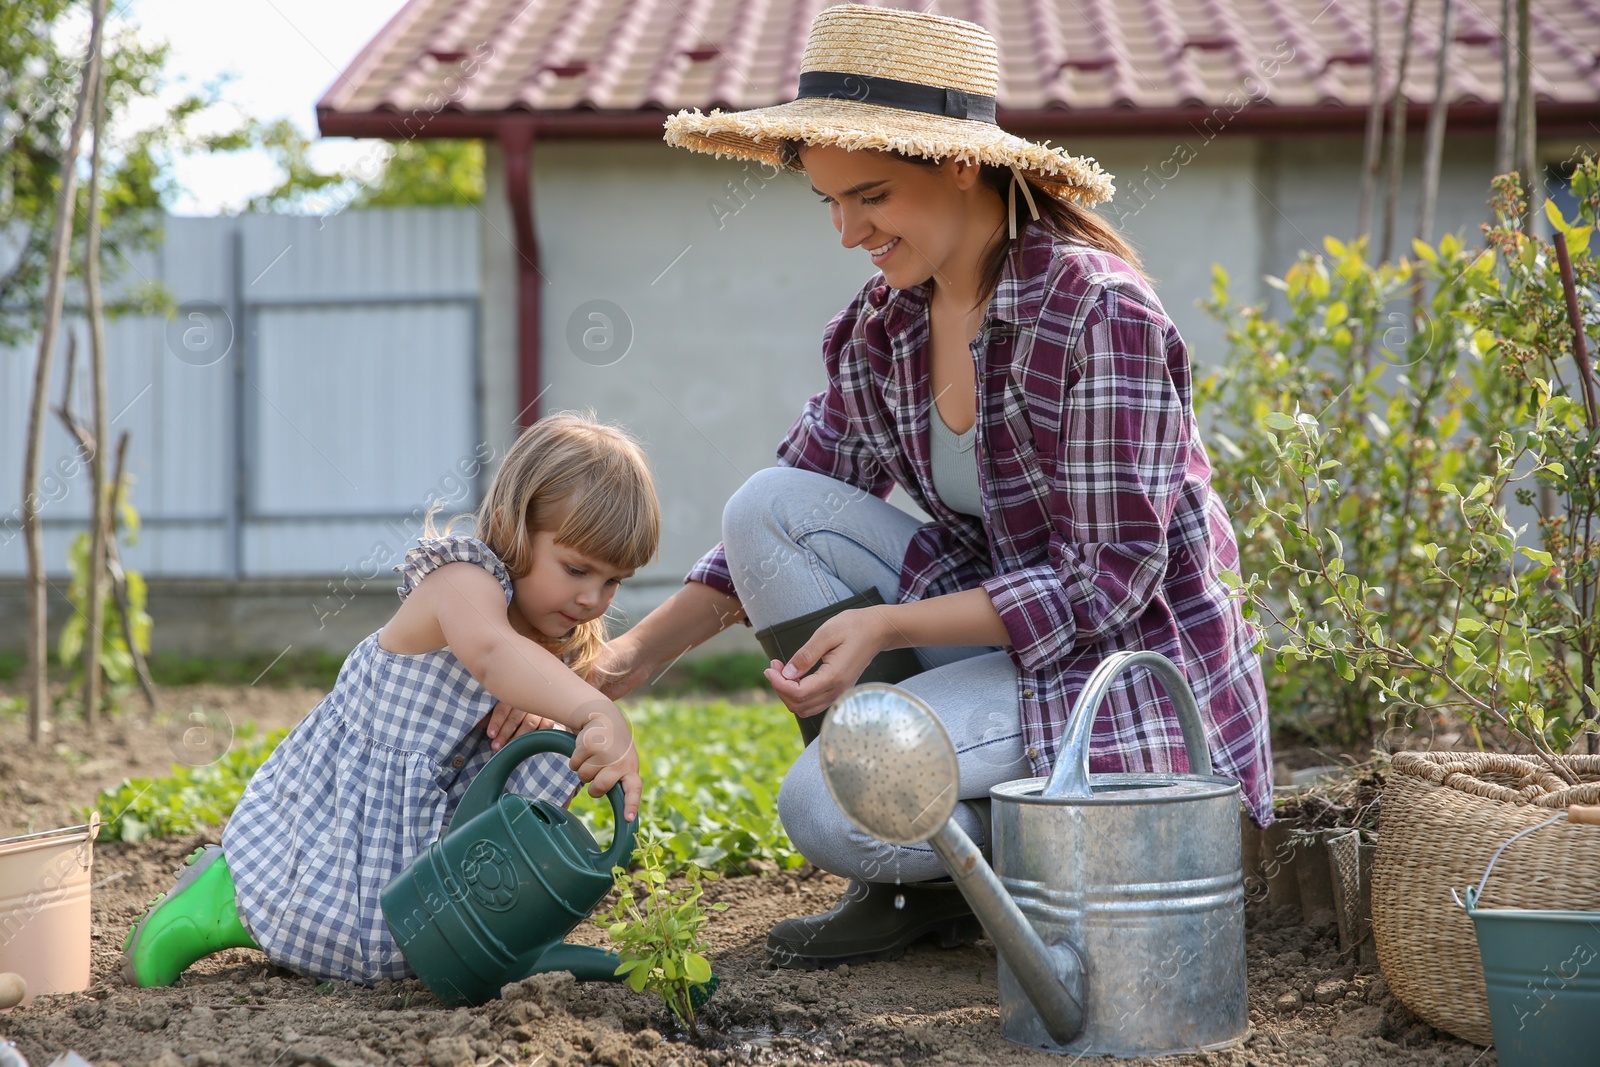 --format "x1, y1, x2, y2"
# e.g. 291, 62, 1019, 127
0, 814, 100, 1006
1372, 752, 1600, 1045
